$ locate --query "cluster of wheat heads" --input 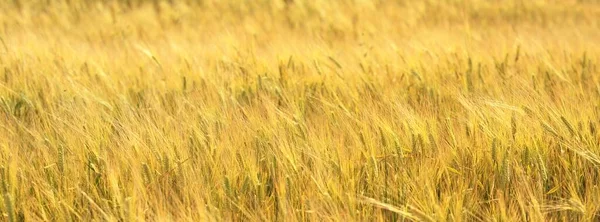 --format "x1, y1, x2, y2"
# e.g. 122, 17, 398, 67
0, 0, 599, 221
